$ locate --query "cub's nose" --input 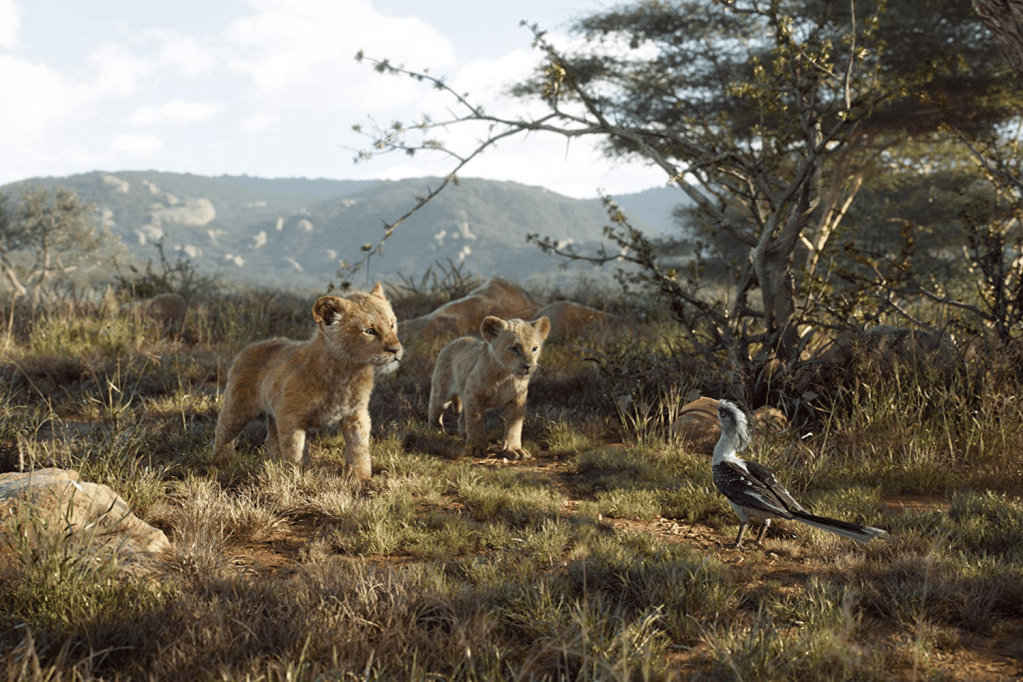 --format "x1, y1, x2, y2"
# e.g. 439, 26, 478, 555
387, 344, 403, 359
